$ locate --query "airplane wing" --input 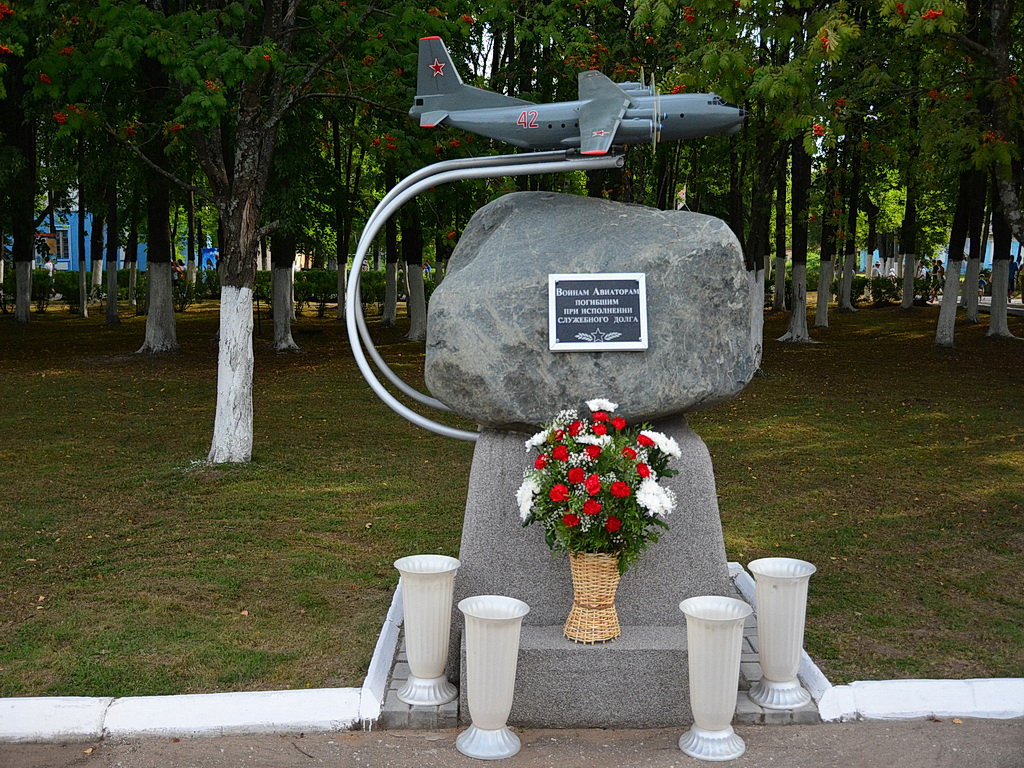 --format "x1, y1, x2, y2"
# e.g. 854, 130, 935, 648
577, 71, 632, 155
